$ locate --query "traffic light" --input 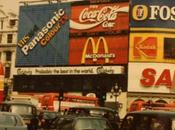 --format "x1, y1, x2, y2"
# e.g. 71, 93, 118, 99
3, 85, 9, 101
96, 92, 106, 107
58, 91, 64, 101
101, 94, 106, 101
